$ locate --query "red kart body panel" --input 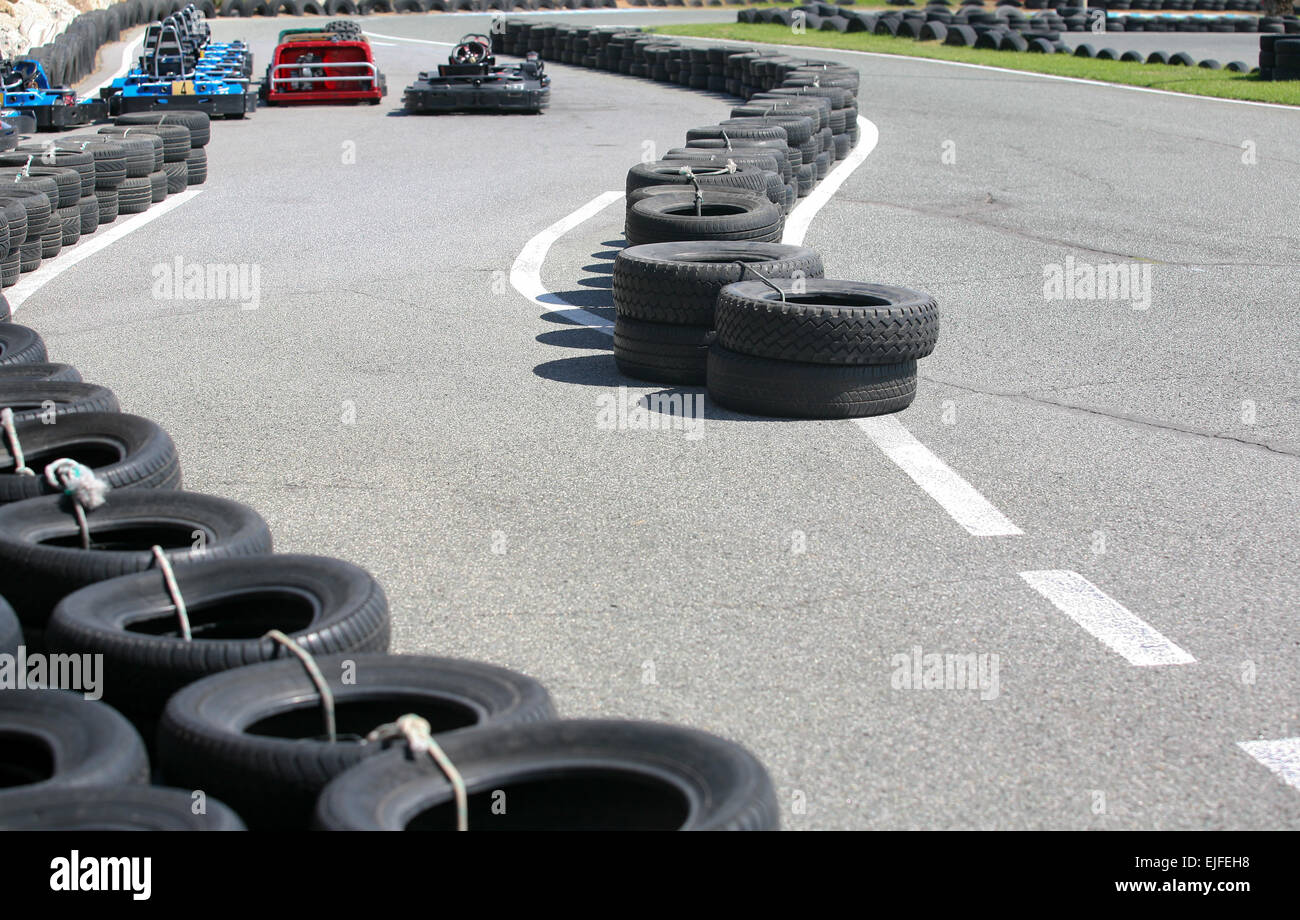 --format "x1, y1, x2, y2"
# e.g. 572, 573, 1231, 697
264, 40, 384, 105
